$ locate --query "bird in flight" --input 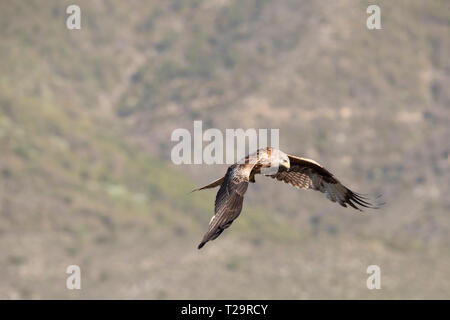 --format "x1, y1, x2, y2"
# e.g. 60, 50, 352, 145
193, 147, 381, 249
